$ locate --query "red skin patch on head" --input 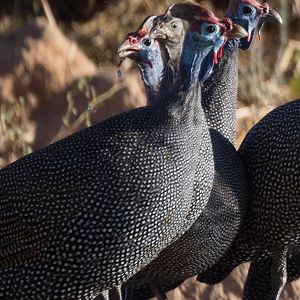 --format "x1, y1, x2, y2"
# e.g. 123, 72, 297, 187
126, 27, 150, 46
214, 45, 225, 65
126, 34, 138, 45
222, 18, 233, 30
242, 0, 269, 14
137, 27, 149, 39
229, 0, 269, 15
